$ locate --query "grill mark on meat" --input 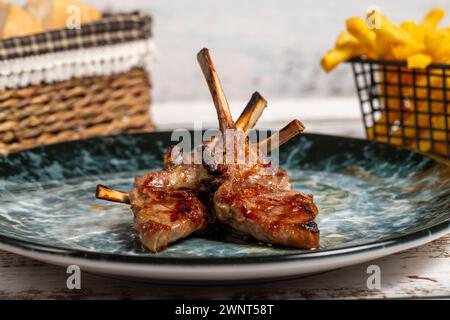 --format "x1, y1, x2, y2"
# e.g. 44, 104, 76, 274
129, 166, 211, 252
301, 220, 319, 233
217, 181, 317, 223
139, 220, 170, 233
213, 142, 320, 249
